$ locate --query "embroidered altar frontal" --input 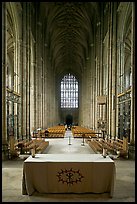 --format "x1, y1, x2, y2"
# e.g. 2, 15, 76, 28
22, 154, 115, 197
